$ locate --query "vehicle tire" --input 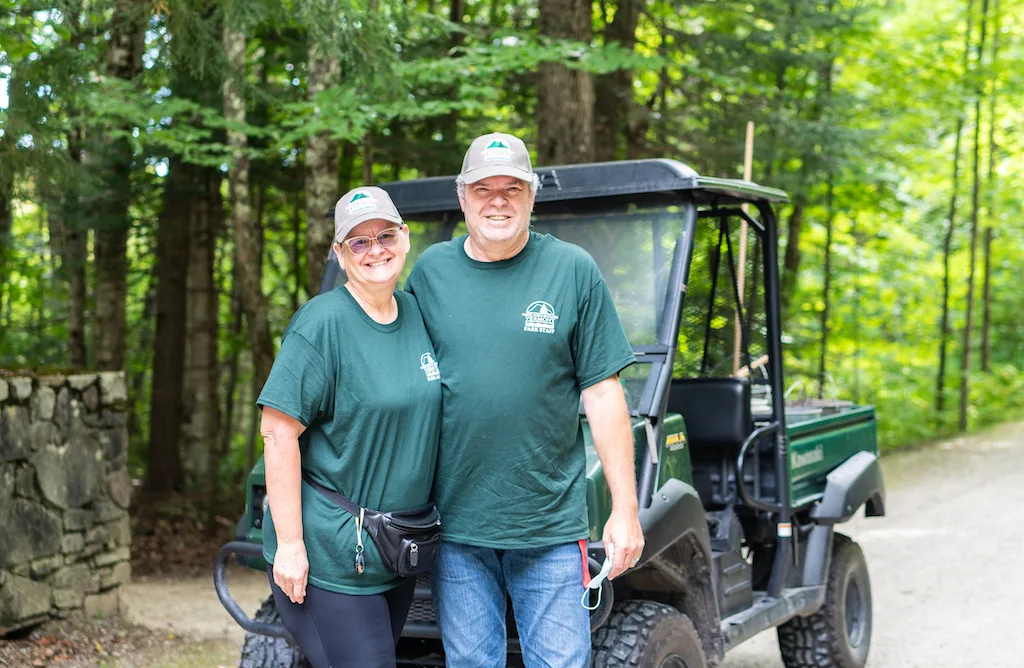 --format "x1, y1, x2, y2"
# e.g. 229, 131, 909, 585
238, 595, 307, 668
777, 534, 872, 668
592, 600, 707, 668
